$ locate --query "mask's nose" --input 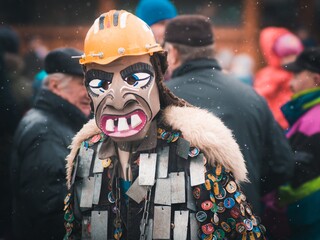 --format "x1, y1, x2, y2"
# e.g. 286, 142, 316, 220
103, 76, 138, 111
